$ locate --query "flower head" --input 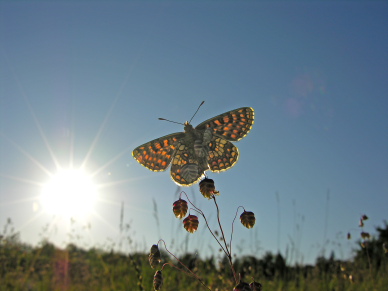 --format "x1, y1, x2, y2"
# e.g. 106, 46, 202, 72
233, 280, 252, 291
199, 178, 220, 199
153, 270, 163, 290
183, 214, 199, 233
249, 281, 262, 291
149, 244, 161, 269
172, 198, 188, 219
240, 211, 256, 229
